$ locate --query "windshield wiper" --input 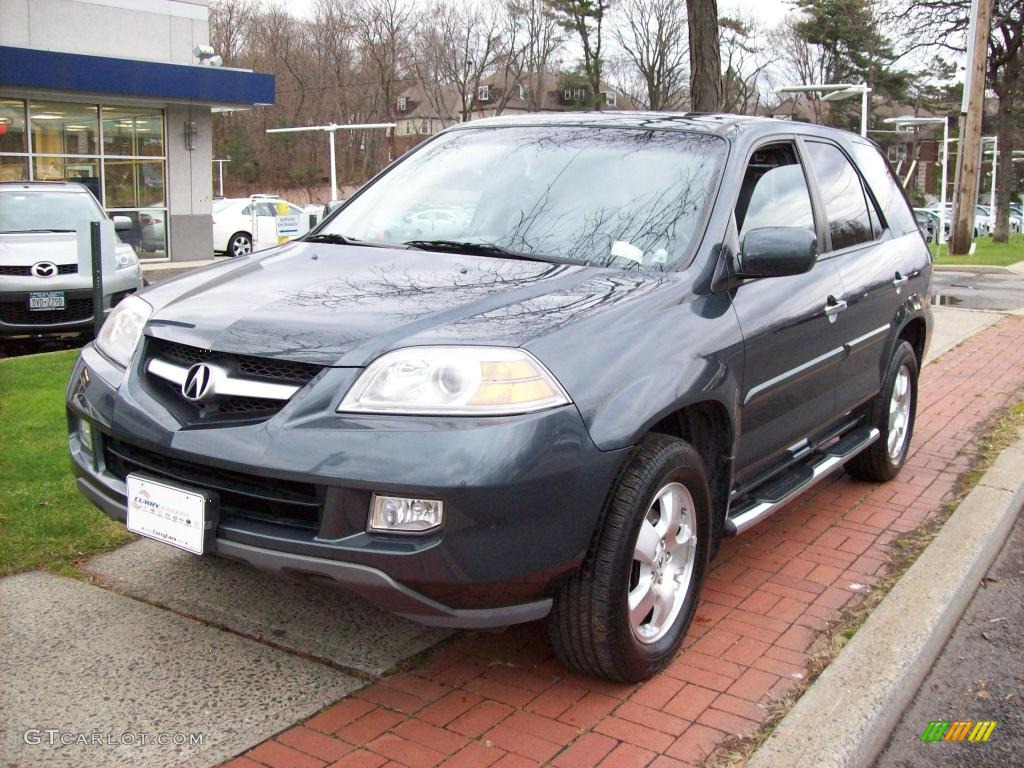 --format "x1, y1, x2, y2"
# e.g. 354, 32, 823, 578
304, 233, 395, 248
404, 239, 555, 263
